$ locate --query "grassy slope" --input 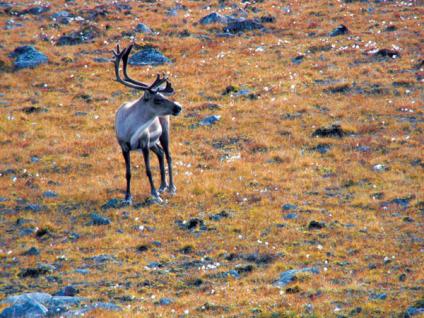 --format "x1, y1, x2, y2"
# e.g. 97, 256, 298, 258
0, 0, 423, 317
